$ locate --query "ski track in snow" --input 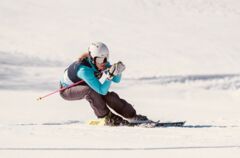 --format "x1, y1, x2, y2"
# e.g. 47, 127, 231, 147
11, 120, 237, 128
0, 145, 239, 150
